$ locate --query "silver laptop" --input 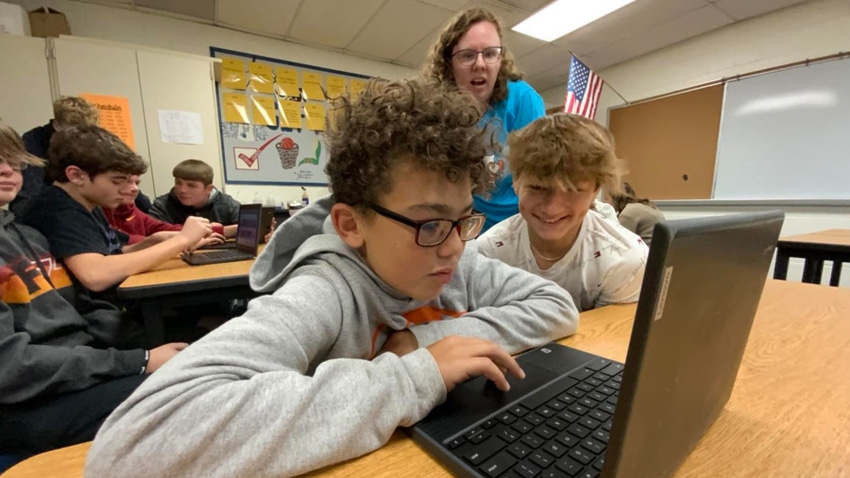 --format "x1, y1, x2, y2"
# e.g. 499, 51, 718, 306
409, 211, 784, 478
